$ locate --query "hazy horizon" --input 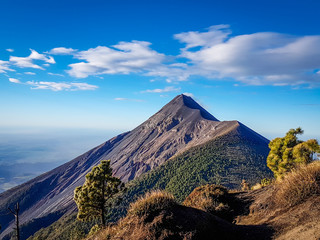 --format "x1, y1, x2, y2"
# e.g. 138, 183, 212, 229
0, 128, 121, 192
1, 107, 319, 192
